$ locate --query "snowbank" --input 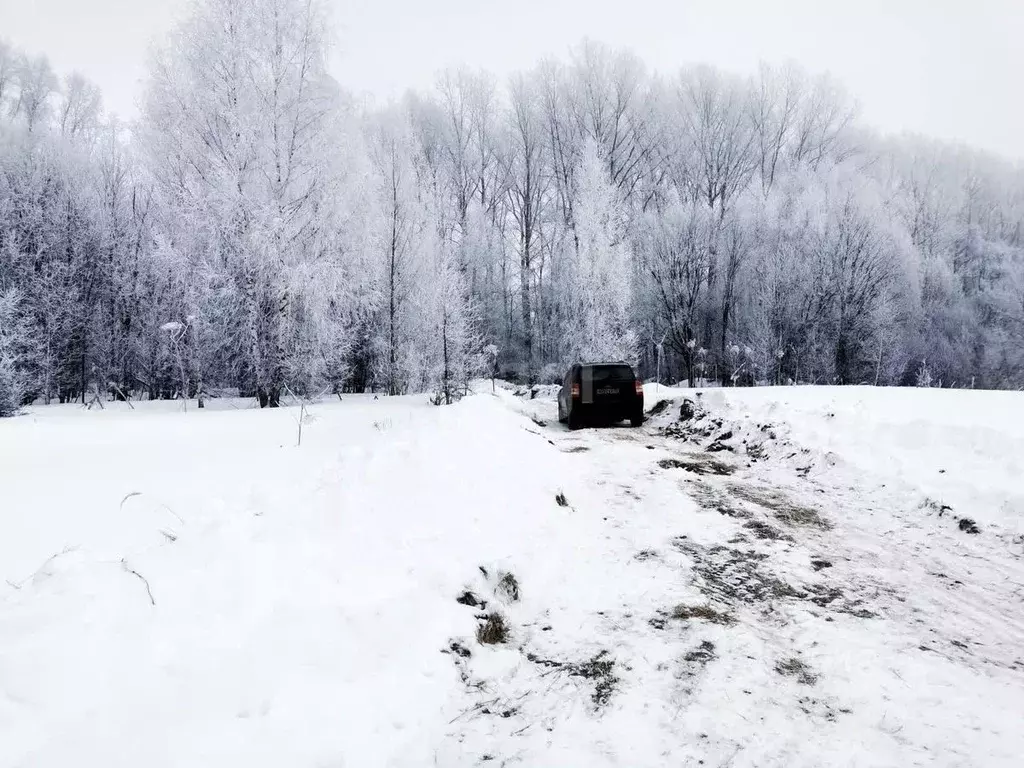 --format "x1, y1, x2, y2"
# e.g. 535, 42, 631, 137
646, 385, 1024, 535
0, 394, 580, 765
